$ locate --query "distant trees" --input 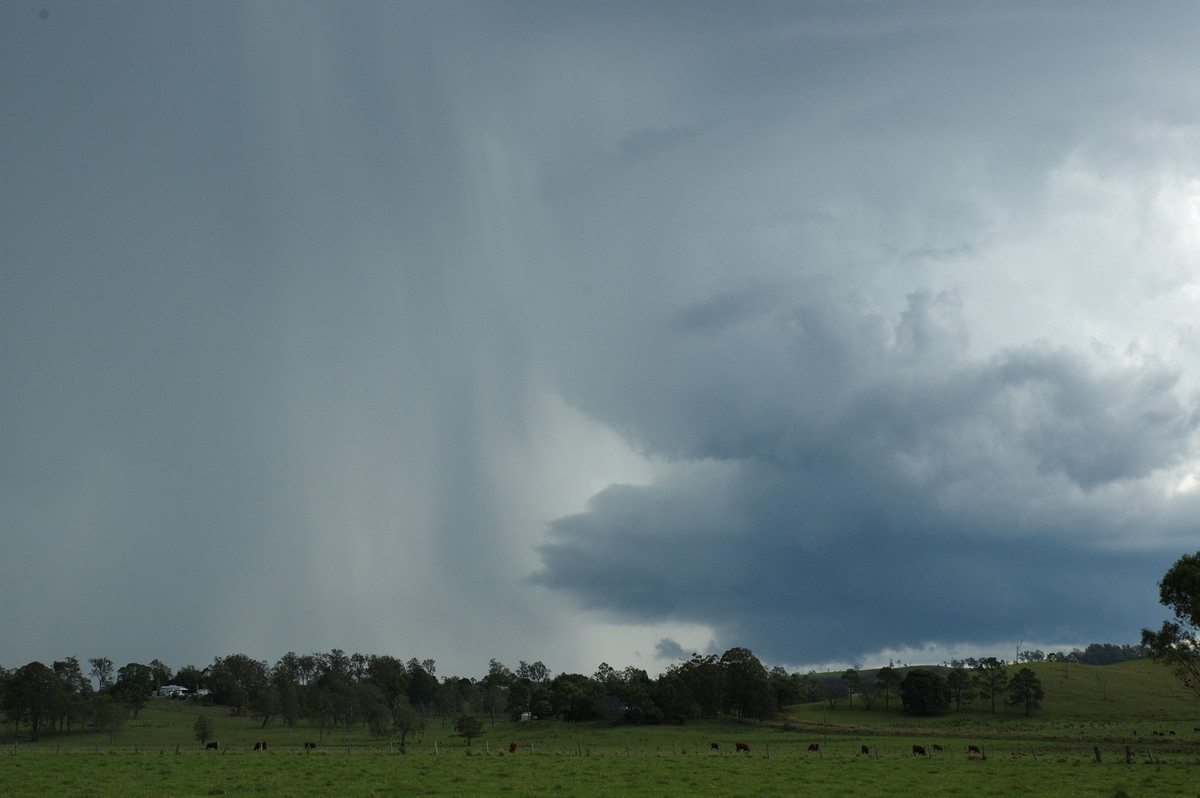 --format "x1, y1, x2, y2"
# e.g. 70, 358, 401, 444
5, 637, 1129, 743
1, 662, 63, 741
1143, 551, 1200, 702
